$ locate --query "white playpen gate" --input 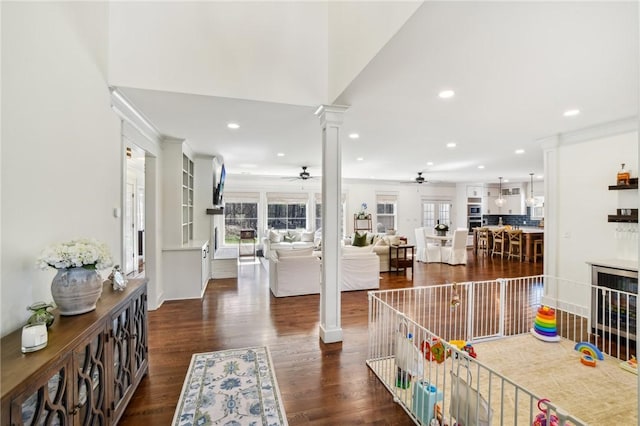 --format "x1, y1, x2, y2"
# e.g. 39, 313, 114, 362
367, 275, 637, 425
